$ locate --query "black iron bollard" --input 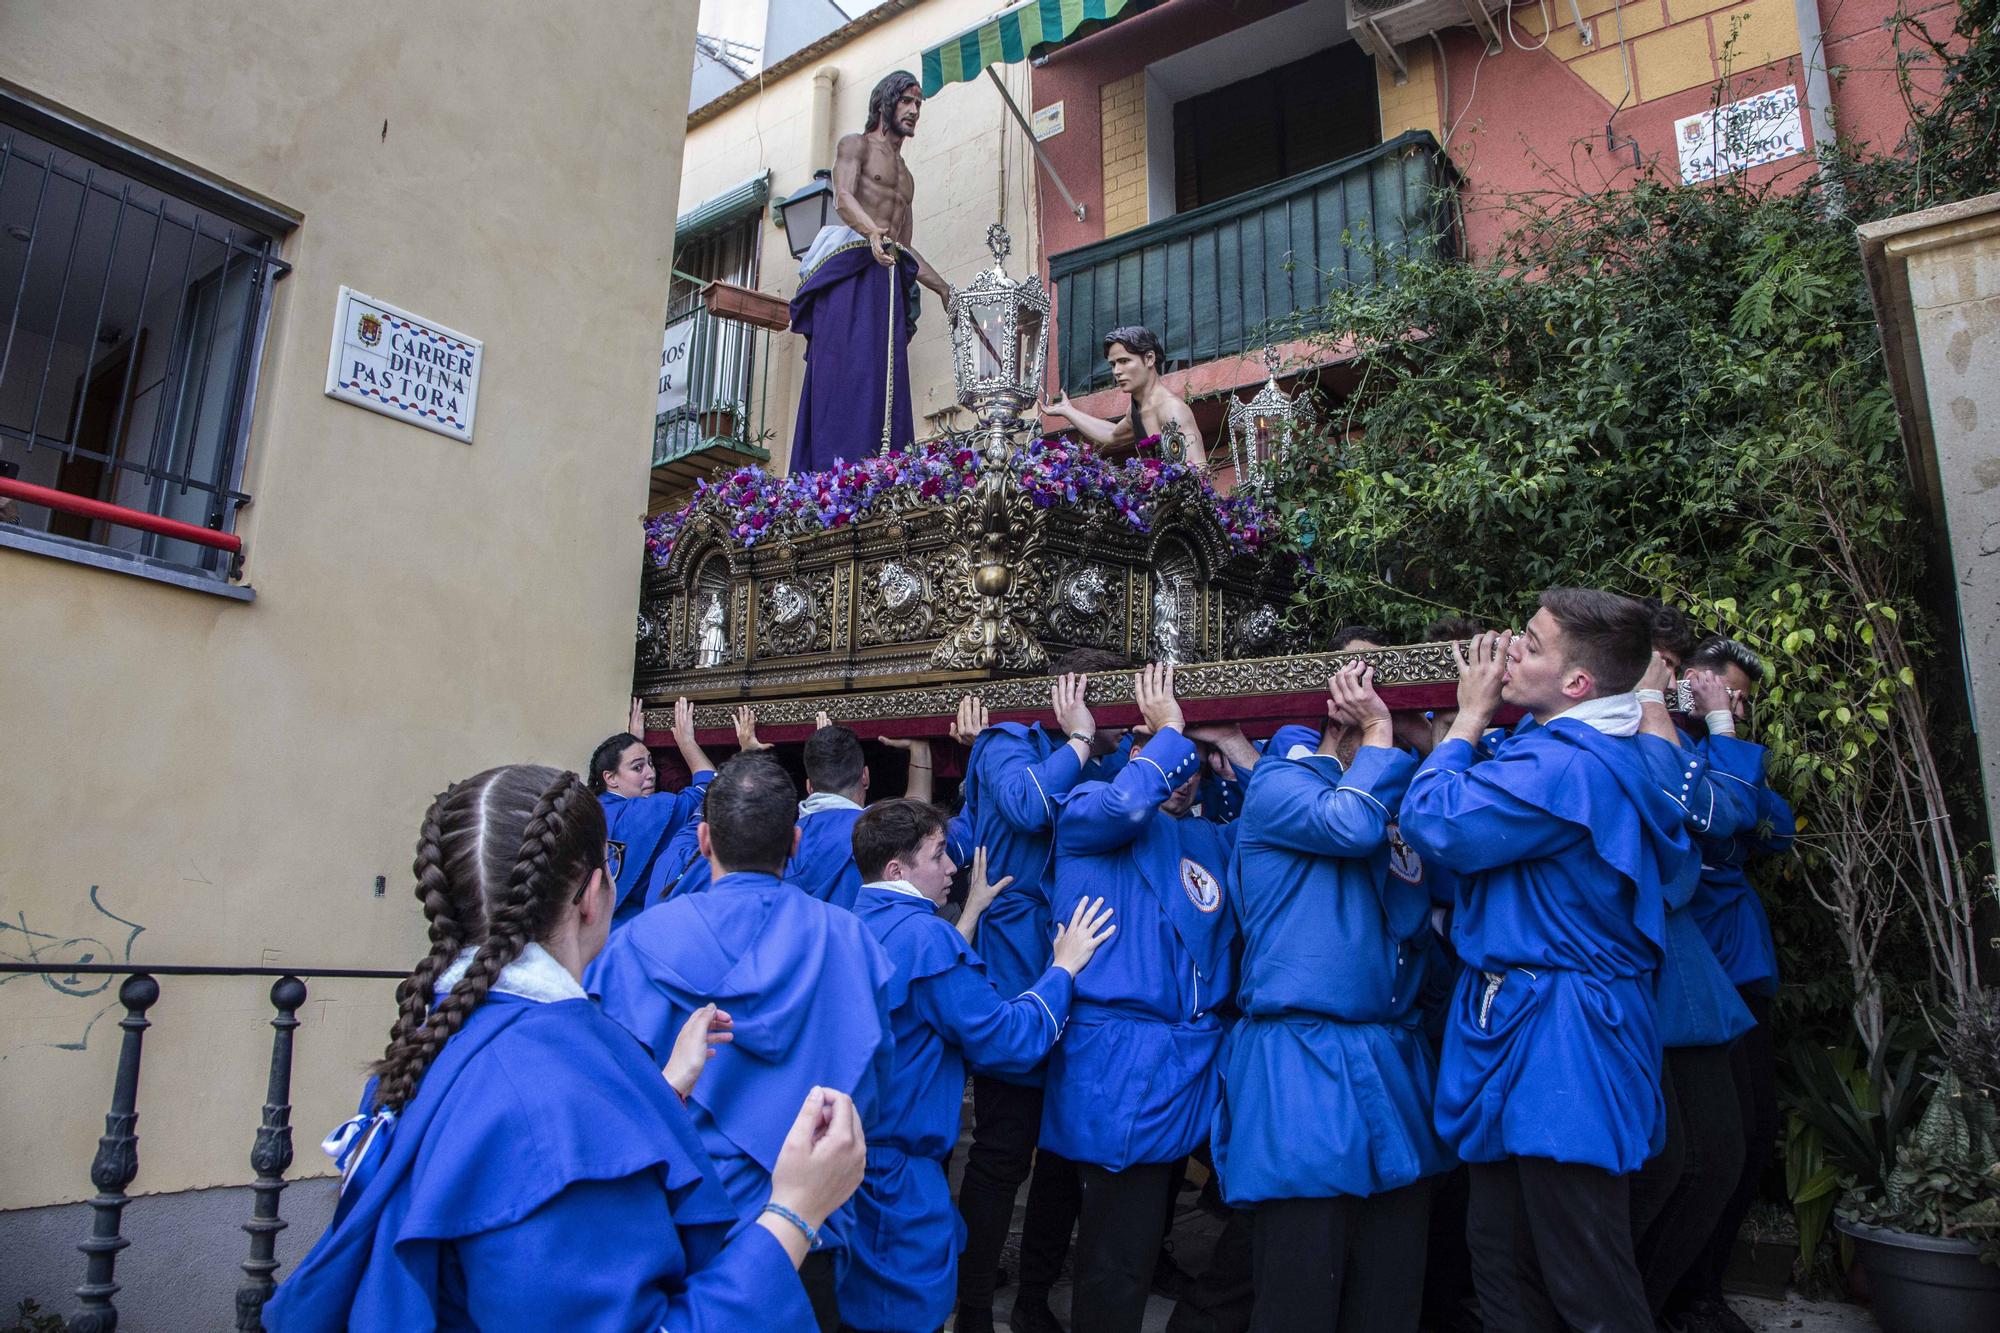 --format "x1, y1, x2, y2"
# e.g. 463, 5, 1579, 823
67, 972, 160, 1333
234, 976, 307, 1331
